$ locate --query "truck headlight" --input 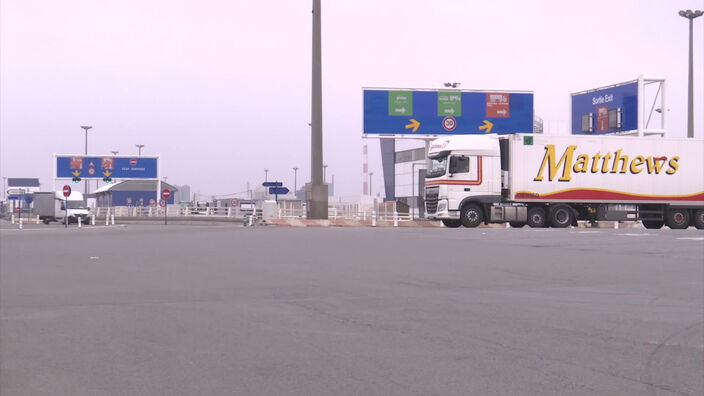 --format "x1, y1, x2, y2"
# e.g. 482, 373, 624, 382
437, 200, 447, 213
